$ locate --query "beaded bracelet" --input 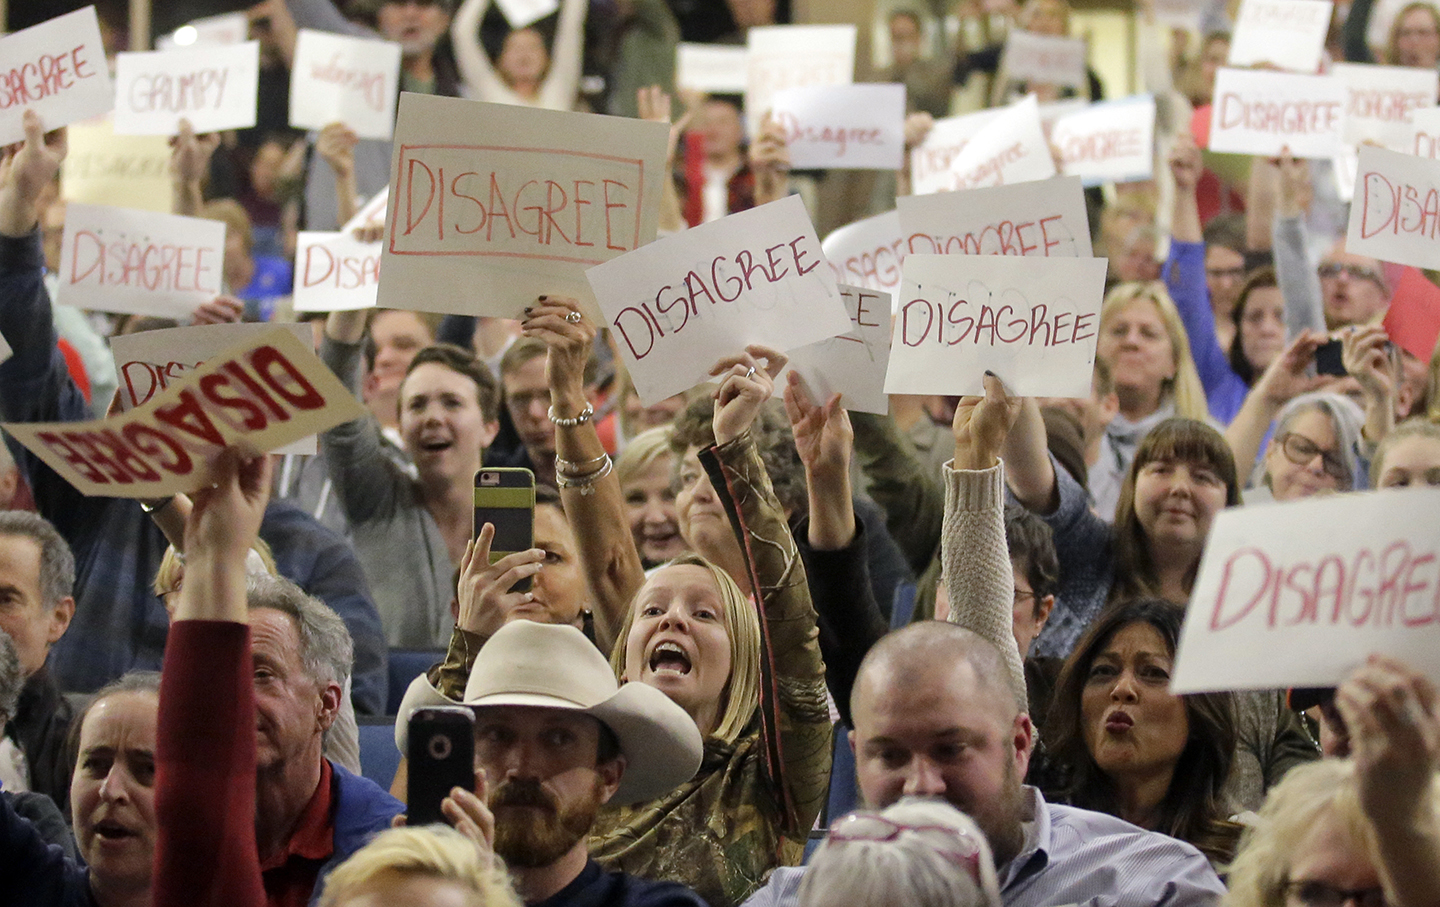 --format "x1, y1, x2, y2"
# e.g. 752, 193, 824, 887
554, 451, 608, 473
547, 402, 594, 426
